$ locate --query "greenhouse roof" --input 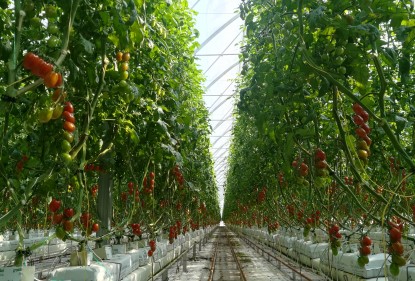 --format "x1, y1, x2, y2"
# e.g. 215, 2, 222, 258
189, 0, 243, 214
